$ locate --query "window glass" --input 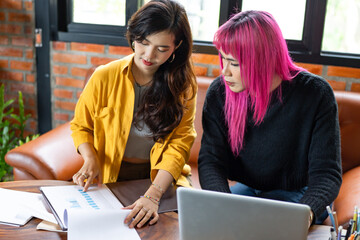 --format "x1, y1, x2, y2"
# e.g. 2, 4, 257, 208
241, 0, 306, 40
174, 0, 220, 41
72, 0, 126, 26
143, 0, 220, 42
322, 0, 360, 54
